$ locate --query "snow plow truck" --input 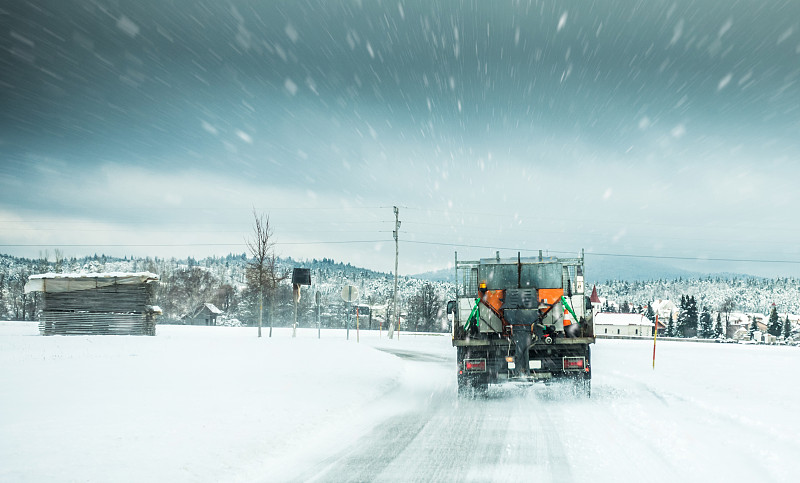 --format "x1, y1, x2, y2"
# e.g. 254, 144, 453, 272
448, 251, 594, 397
